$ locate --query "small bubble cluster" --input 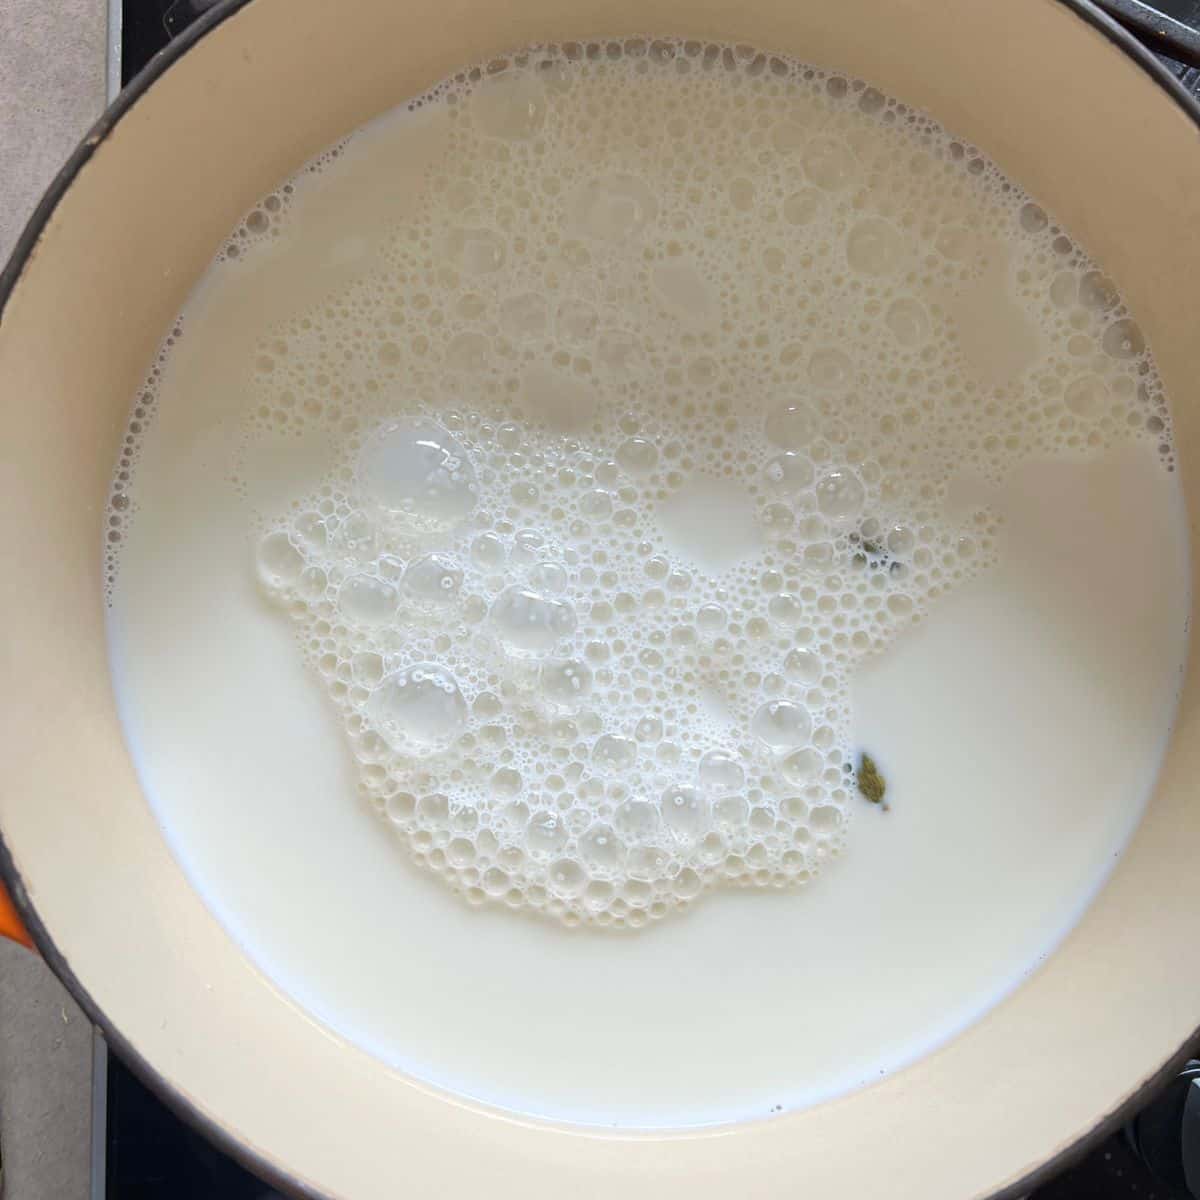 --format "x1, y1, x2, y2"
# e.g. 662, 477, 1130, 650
102, 328, 181, 601
109, 37, 1176, 929
217, 182, 301, 262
